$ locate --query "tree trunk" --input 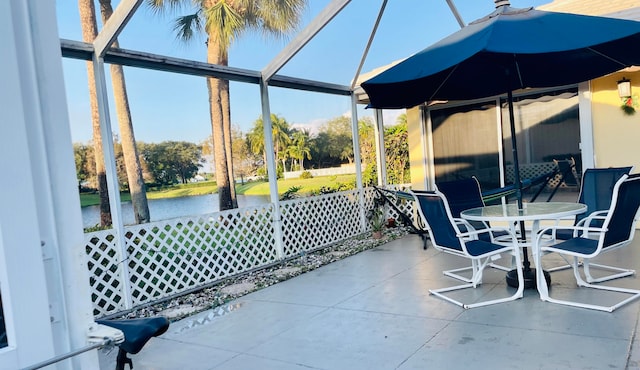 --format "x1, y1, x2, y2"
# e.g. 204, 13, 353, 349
99, 0, 150, 224
220, 76, 237, 208
207, 36, 234, 210
78, 0, 111, 226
